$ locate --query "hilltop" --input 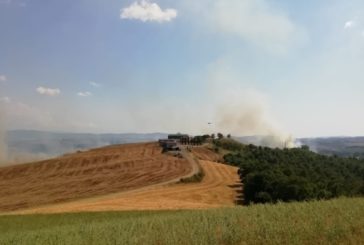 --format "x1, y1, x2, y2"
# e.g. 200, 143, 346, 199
1, 140, 241, 214
6, 130, 168, 162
